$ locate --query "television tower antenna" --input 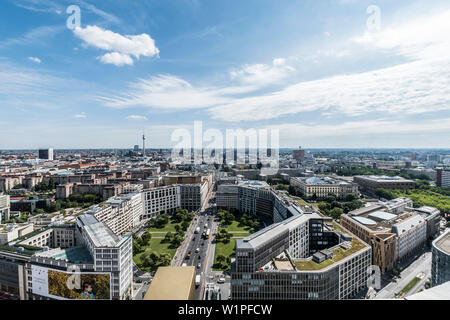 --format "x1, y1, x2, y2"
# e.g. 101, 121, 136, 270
142, 131, 146, 158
